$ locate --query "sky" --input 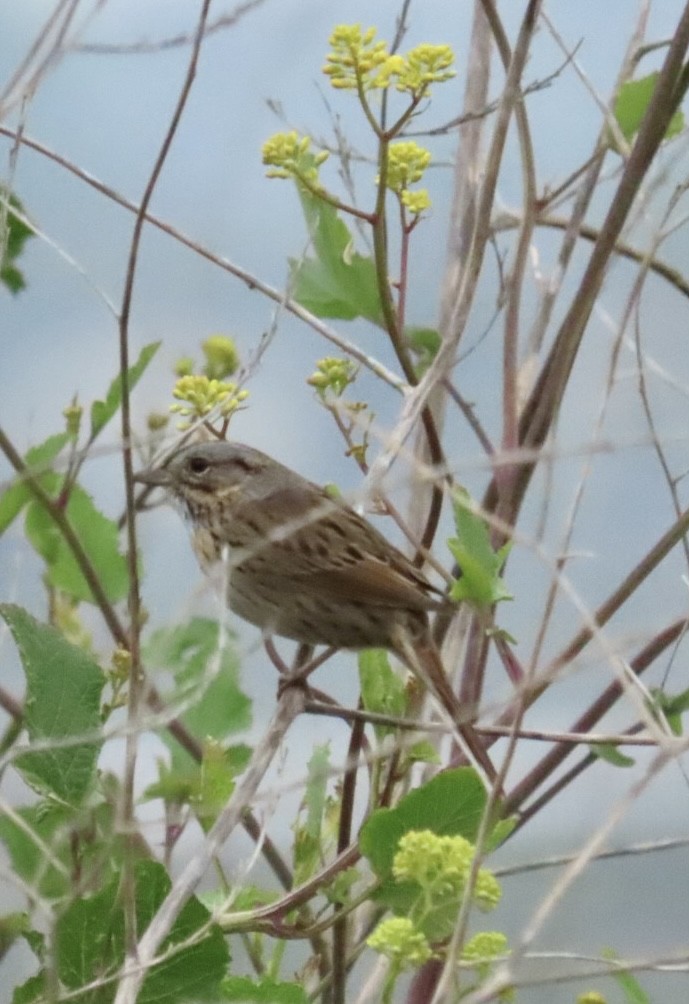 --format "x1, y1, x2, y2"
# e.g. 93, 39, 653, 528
2, 2, 689, 1000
